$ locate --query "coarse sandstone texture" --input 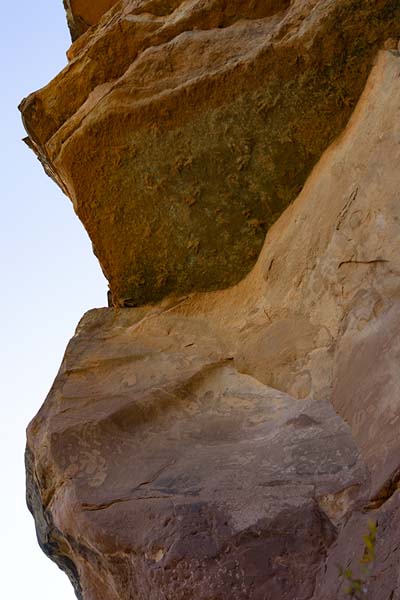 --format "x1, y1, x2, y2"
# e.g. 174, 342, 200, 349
26, 50, 400, 600
20, 0, 400, 306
